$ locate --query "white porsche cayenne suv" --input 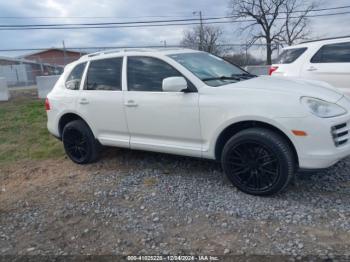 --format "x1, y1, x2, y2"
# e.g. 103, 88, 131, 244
46, 48, 350, 196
